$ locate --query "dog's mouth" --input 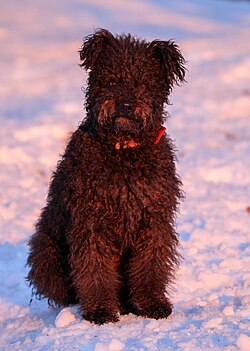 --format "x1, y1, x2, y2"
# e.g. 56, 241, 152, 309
112, 109, 138, 122
114, 116, 133, 124
112, 114, 140, 132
